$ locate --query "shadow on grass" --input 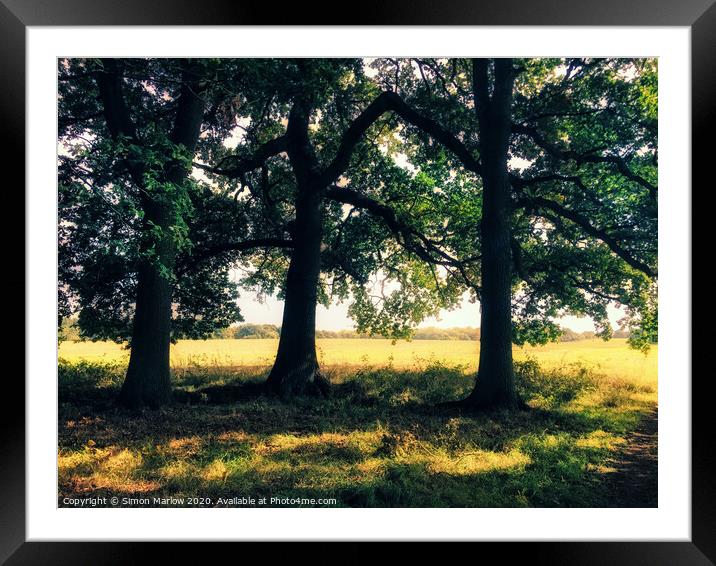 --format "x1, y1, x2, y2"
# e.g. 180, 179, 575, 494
58, 359, 657, 507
